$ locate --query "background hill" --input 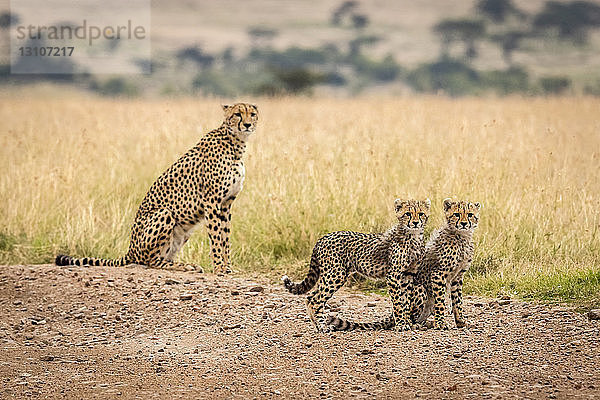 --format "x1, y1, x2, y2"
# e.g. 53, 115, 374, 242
2, 0, 600, 96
